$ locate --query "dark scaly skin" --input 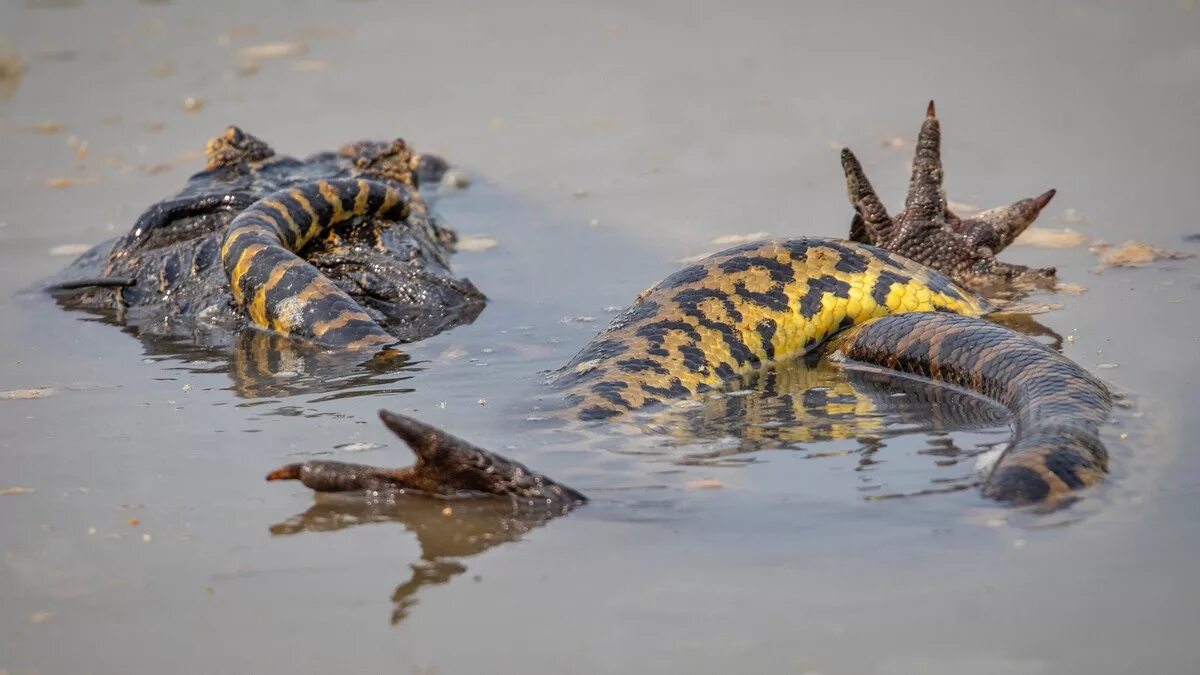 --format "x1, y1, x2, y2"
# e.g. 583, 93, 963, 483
826, 313, 1110, 505
267, 411, 586, 508
46, 127, 484, 345
842, 101, 1058, 290
256, 105, 1110, 509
